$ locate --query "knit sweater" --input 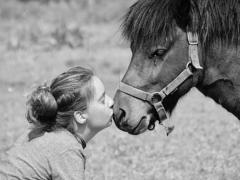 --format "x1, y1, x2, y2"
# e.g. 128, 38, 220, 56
0, 129, 85, 180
